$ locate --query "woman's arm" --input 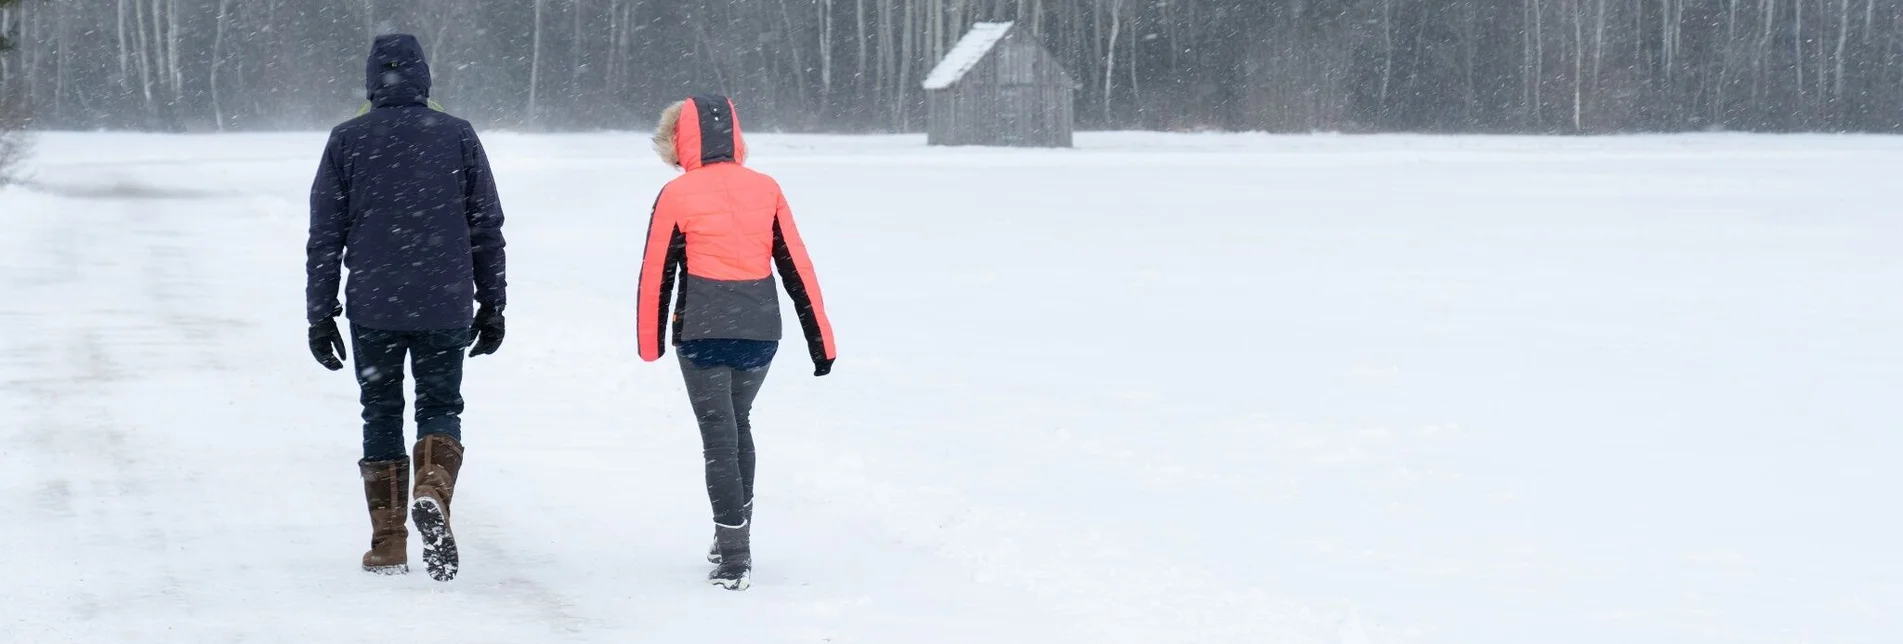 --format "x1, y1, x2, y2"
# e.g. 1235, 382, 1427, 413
637, 191, 687, 362
770, 192, 836, 376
